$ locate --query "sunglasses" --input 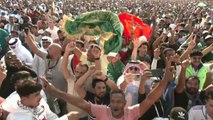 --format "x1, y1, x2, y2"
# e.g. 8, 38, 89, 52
129, 67, 139, 71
